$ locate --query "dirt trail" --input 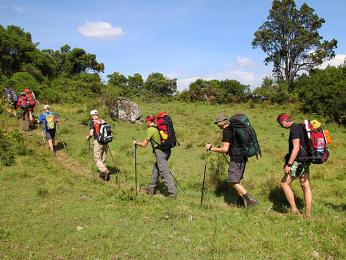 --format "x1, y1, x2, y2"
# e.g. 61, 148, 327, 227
29, 127, 95, 179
